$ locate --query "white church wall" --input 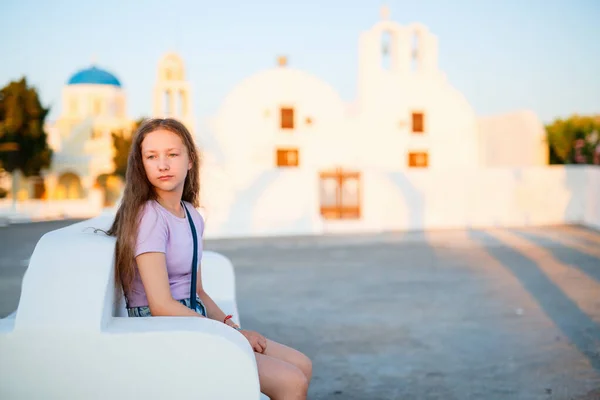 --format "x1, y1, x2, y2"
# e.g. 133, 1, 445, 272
45, 123, 62, 152
199, 165, 591, 239
61, 84, 126, 121
352, 81, 480, 170
210, 67, 347, 172
84, 135, 116, 178
200, 165, 323, 238
49, 117, 117, 186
